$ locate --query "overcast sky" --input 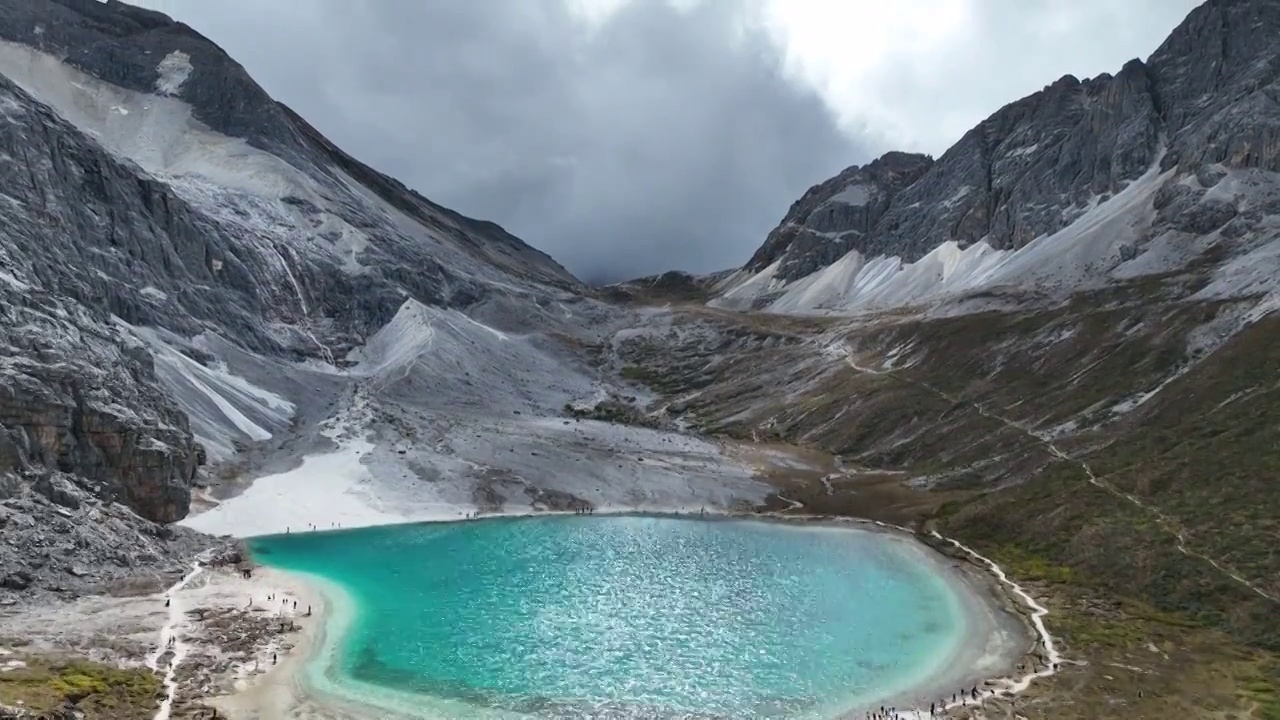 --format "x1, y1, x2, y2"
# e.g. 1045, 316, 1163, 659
131, 0, 1199, 282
